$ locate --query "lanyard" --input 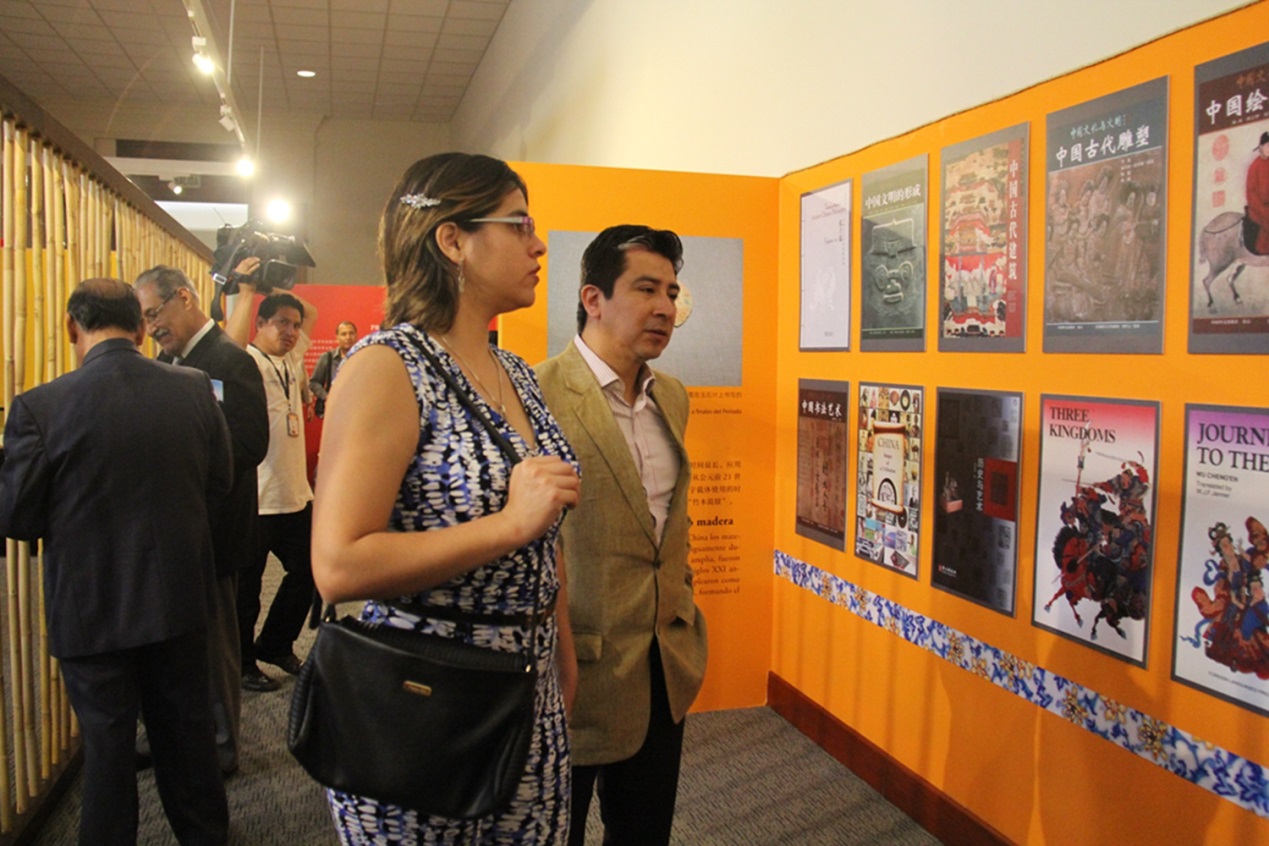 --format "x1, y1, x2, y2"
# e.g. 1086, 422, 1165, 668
253, 344, 292, 401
